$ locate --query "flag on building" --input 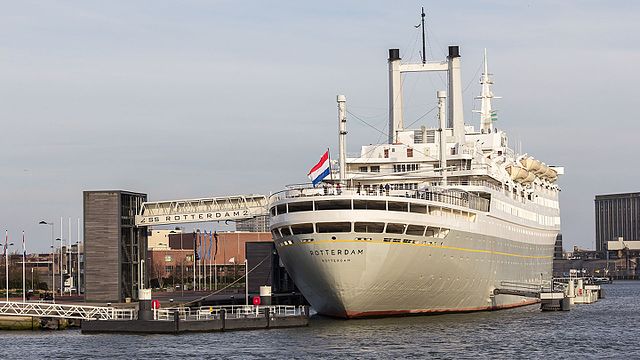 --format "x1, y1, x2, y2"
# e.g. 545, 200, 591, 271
307, 150, 331, 187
